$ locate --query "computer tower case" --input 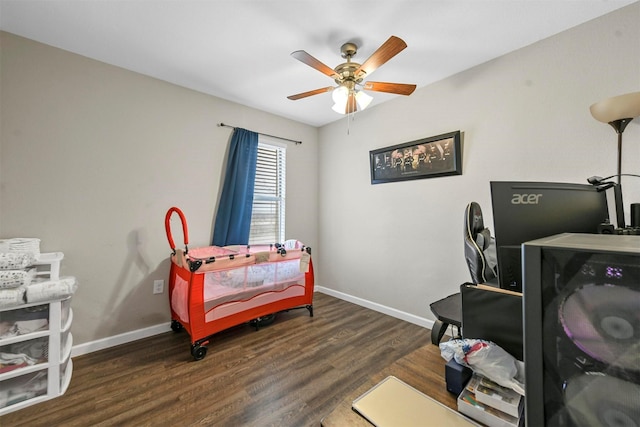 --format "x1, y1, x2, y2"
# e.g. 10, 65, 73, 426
522, 233, 639, 426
